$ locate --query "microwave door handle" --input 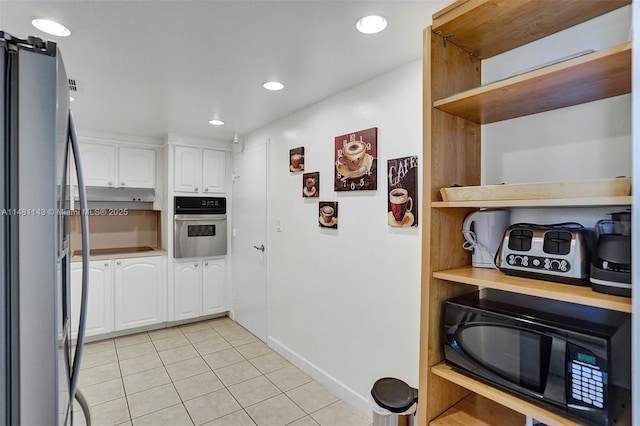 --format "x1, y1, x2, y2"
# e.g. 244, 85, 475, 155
68, 109, 90, 402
